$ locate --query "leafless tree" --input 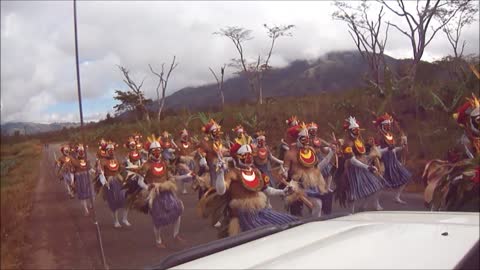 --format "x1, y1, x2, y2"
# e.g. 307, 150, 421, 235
377, 0, 472, 92
333, 0, 390, 96
440, 1, 478, 59
214, 24, 295, 105
117, 65, 150, 123
209, 65, 227, 111
149, 56, 179, 121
